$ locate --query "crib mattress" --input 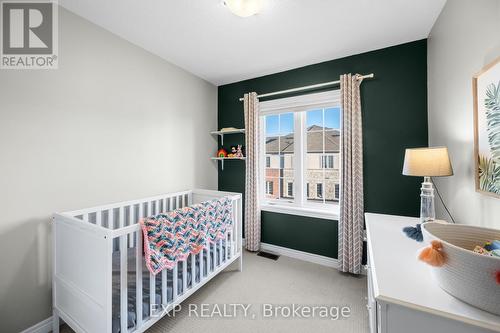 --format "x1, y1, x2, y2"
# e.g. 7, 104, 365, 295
111, 243, 227, 333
